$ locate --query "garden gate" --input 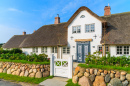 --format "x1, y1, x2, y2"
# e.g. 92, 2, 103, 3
50, 54, 73, 78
